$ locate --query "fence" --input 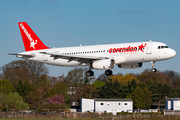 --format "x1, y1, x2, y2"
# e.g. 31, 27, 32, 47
1, 111, 180, 120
